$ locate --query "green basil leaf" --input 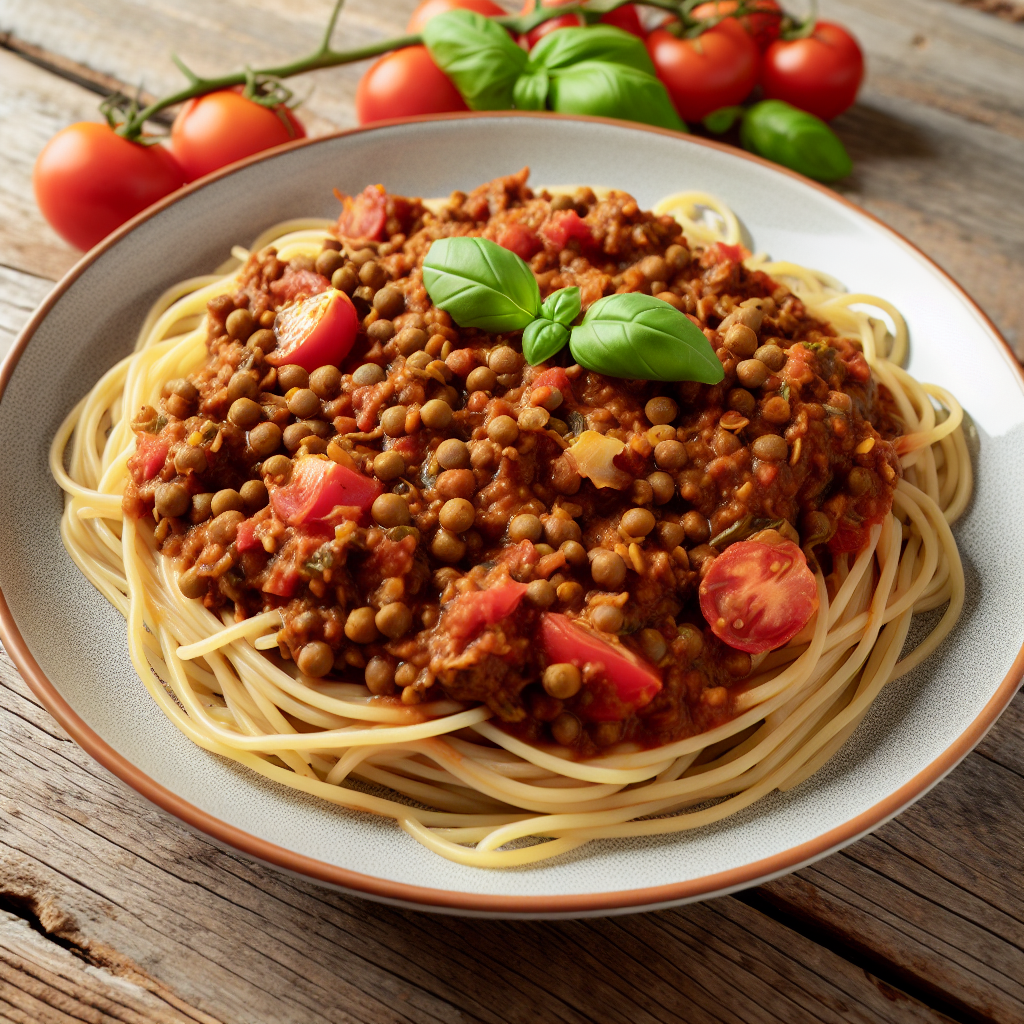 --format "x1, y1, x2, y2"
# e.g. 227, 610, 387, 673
422, 236, 541, 332
523, 319, 570, 366
512, 70, 549, 112
703, 105, 745, 134
740, 100, 852, 183
569, 292, 723, 383
548, 61, 685, 132
539, 286, 582, 327
526, 25, 656, 76
423, 11, 526, 111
